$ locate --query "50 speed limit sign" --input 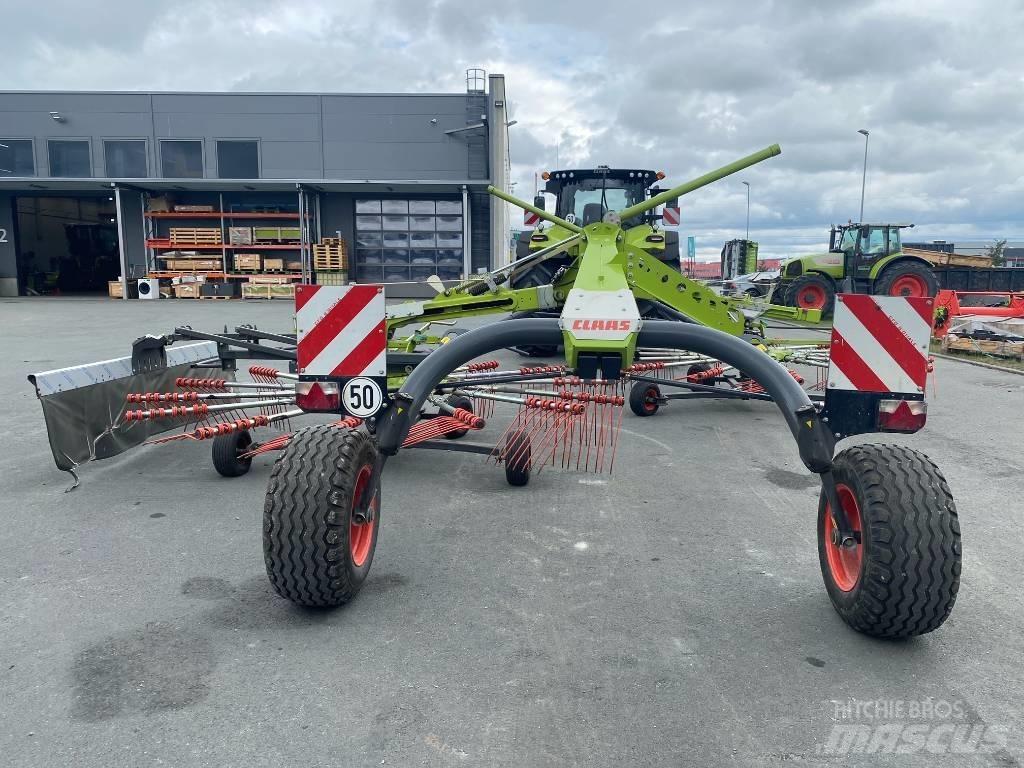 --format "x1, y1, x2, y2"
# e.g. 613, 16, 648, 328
341, 377, 386, 418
